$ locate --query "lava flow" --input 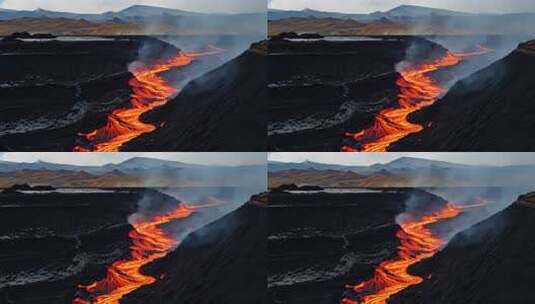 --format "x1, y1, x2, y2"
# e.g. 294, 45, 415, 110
341, 203, 466, 304
72, 205, 193, 304
342, 45, 492, 152
74, 45, 224, 152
